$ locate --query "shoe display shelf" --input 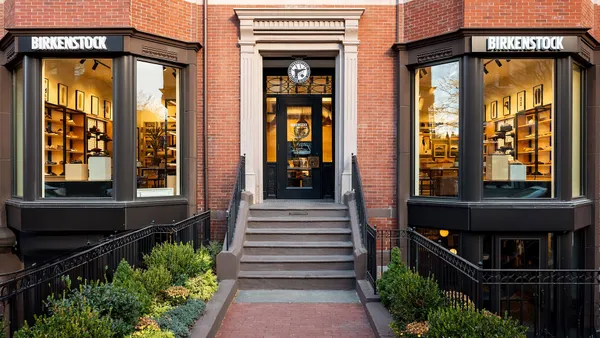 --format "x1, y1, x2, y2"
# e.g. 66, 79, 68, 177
483, 115, 515, 181
515, 104, 553, 182
86, 114, 113, 181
